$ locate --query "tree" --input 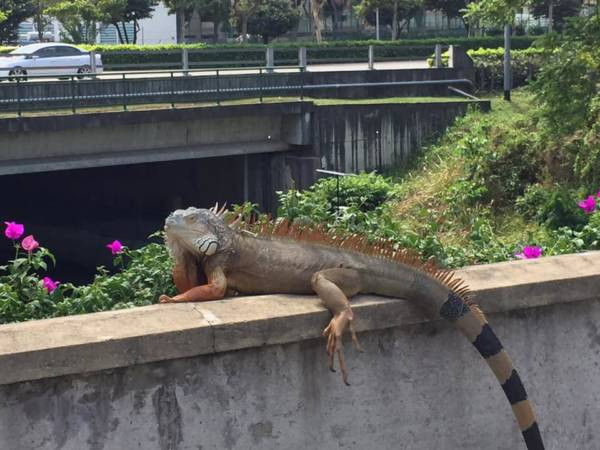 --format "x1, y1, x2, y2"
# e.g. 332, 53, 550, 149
531, 0, 582, 32
32, 0, 60, 42
247, 0, 300, 43
0, 0, 36, 44
355, 0, 422, 39
230, 0, 261, 42
324, 0, 351, 36
195, 0, 230, 42
97, 0, 158, 44
0, 10, 7, 23
310, 0, 326, 42
45, 0, 101, 44
163, 0, 196, 42
425, 0, 470, 33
